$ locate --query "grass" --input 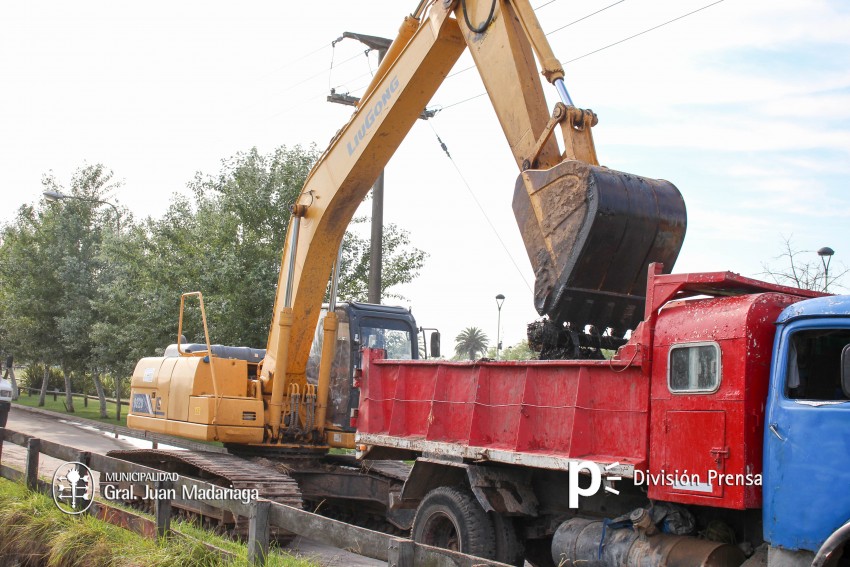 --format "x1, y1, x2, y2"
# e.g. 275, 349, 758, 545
13, 392, 128, 428
0, 477, 319, 566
